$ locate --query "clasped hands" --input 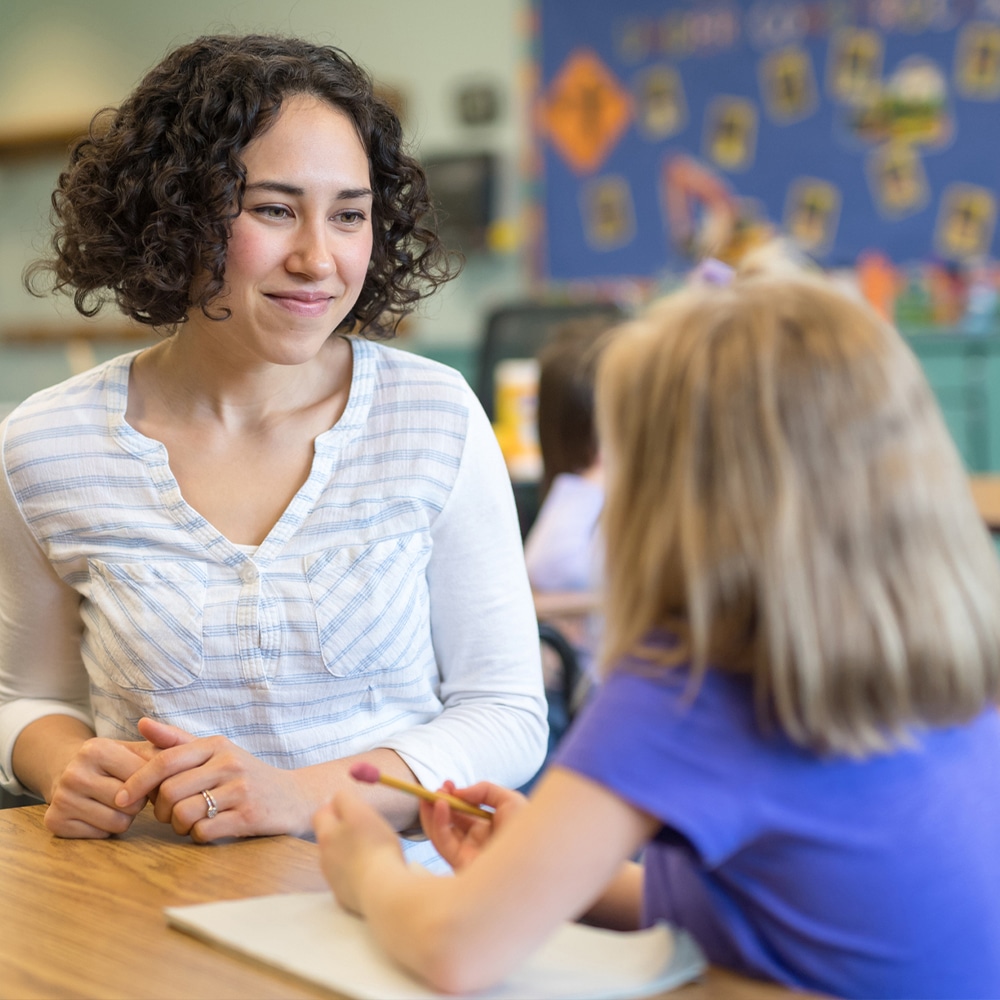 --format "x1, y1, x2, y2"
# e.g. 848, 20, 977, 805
45, 717, 301, 842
